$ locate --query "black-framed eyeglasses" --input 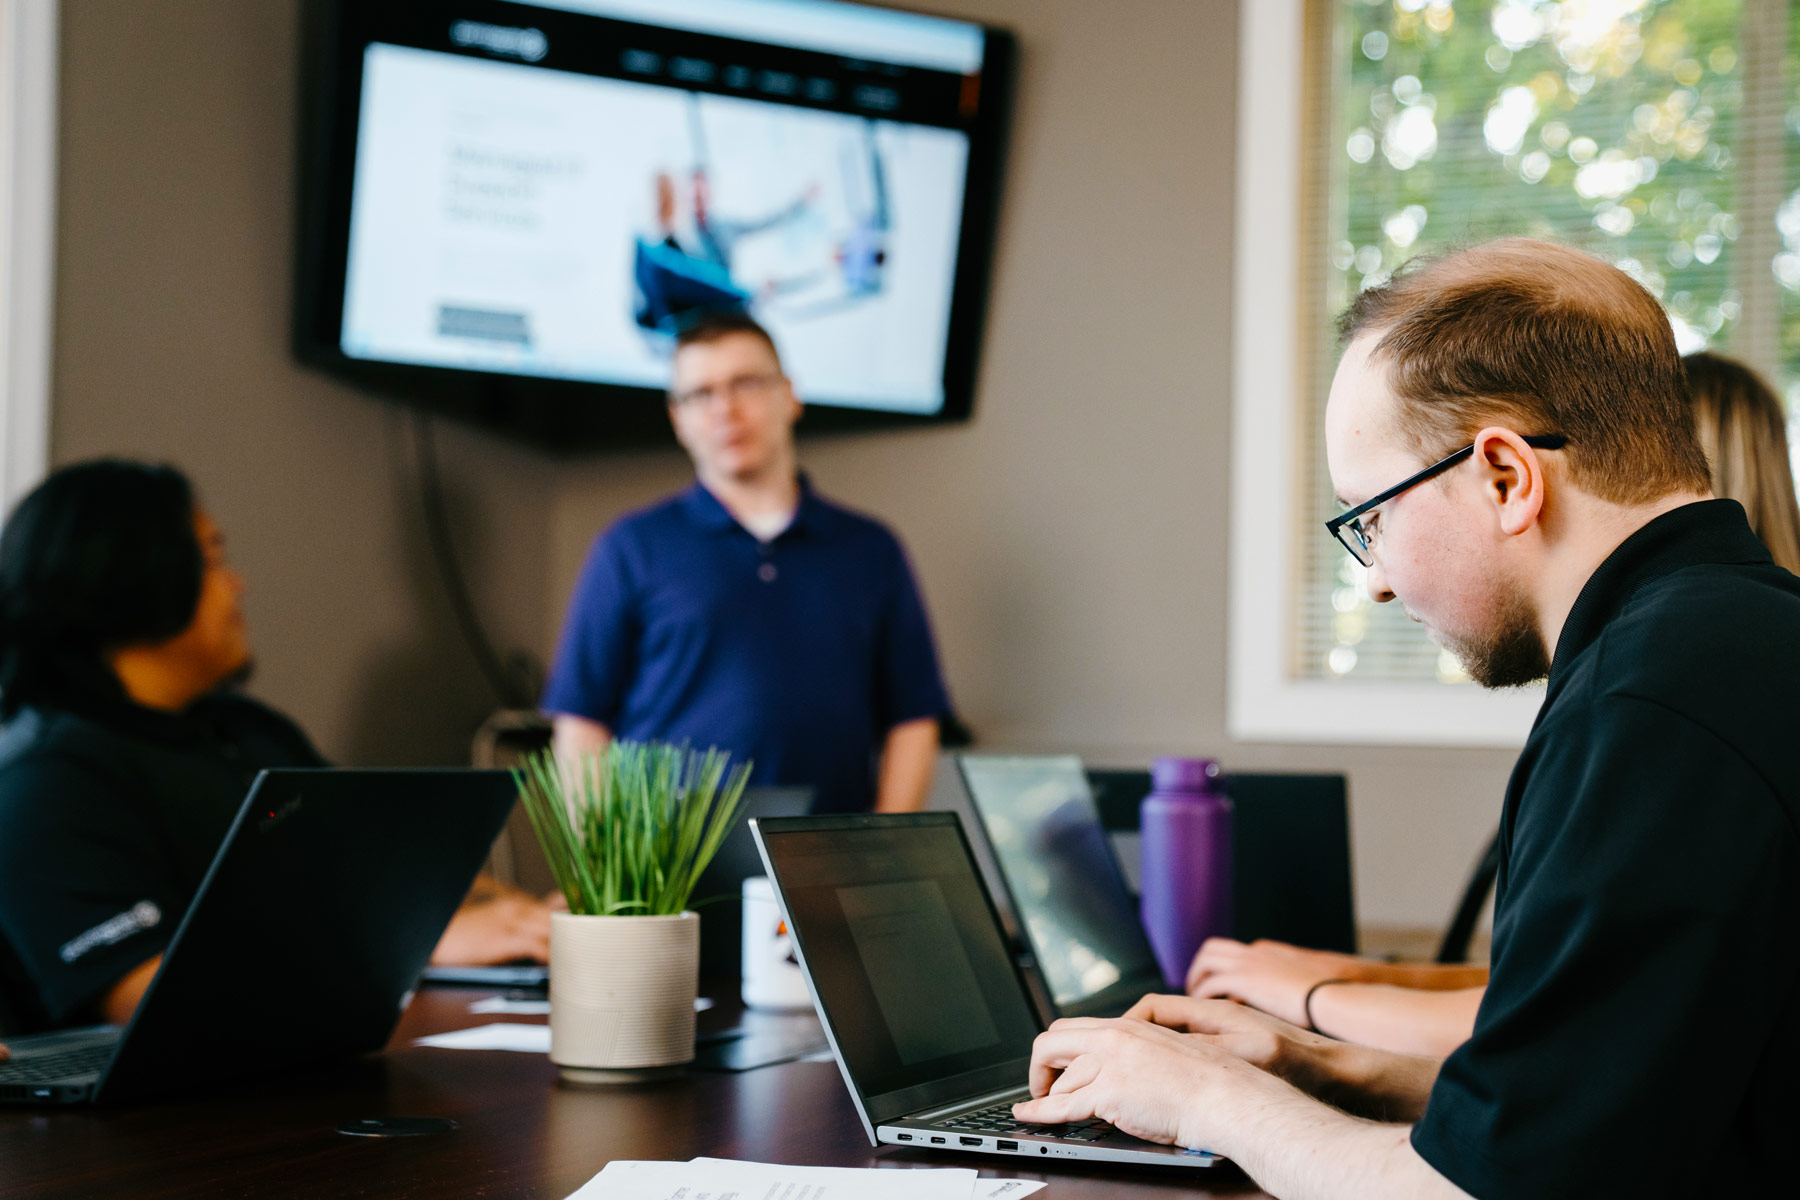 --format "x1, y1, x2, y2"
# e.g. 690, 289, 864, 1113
1325, 434, 1569, 567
